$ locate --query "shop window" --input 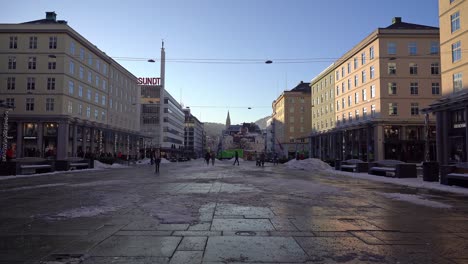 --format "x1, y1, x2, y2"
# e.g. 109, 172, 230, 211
384, 126, 400, 140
